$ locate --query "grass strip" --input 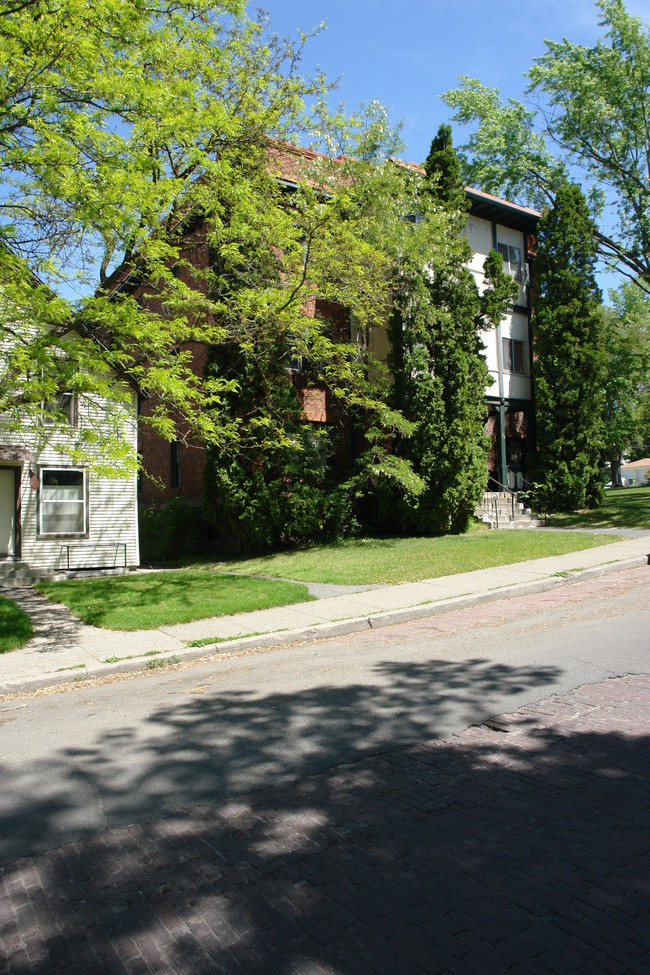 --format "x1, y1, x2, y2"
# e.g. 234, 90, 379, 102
0, 595, 34, 653
187, 628, 288, 648
146, 655, 180, 669
37, 570, 314, 631
103, 650, 162, 664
